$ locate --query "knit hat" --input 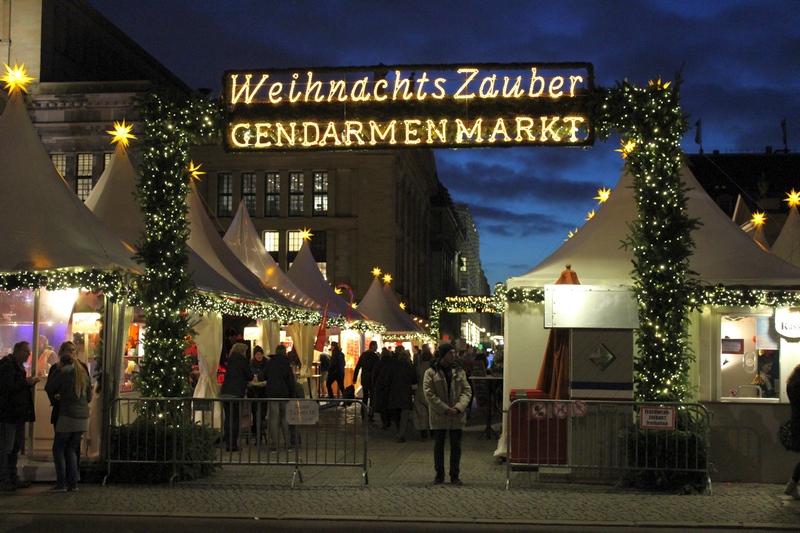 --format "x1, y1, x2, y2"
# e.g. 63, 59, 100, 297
436, 343, 454, 358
